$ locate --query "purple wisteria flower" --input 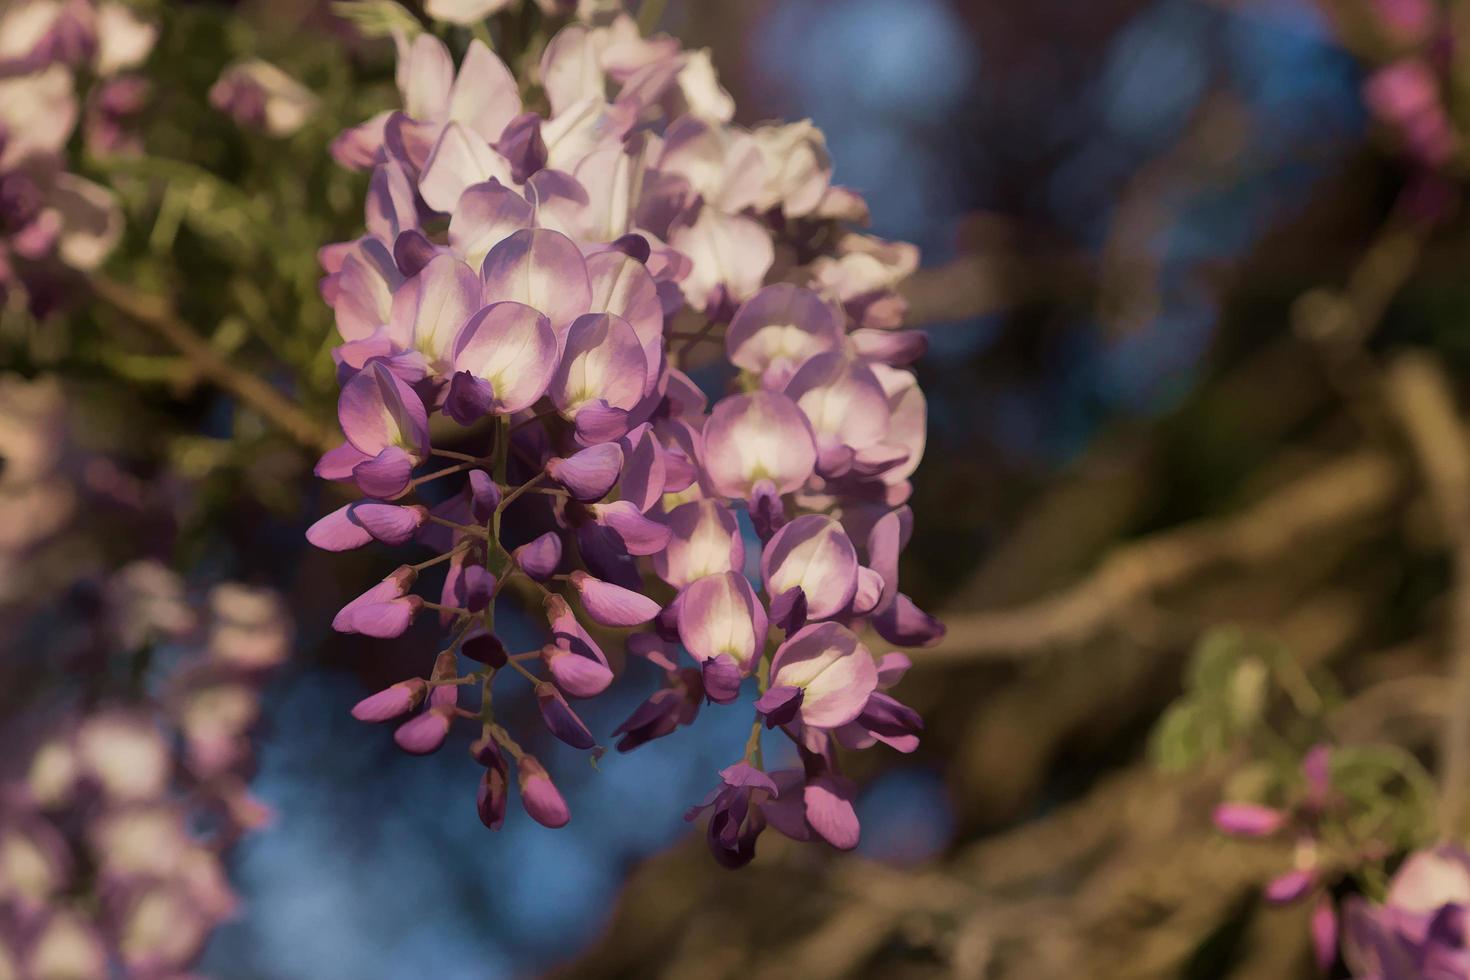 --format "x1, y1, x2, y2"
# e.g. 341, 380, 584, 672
311, 2, 944, 864
1343, 846, 1470, 978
